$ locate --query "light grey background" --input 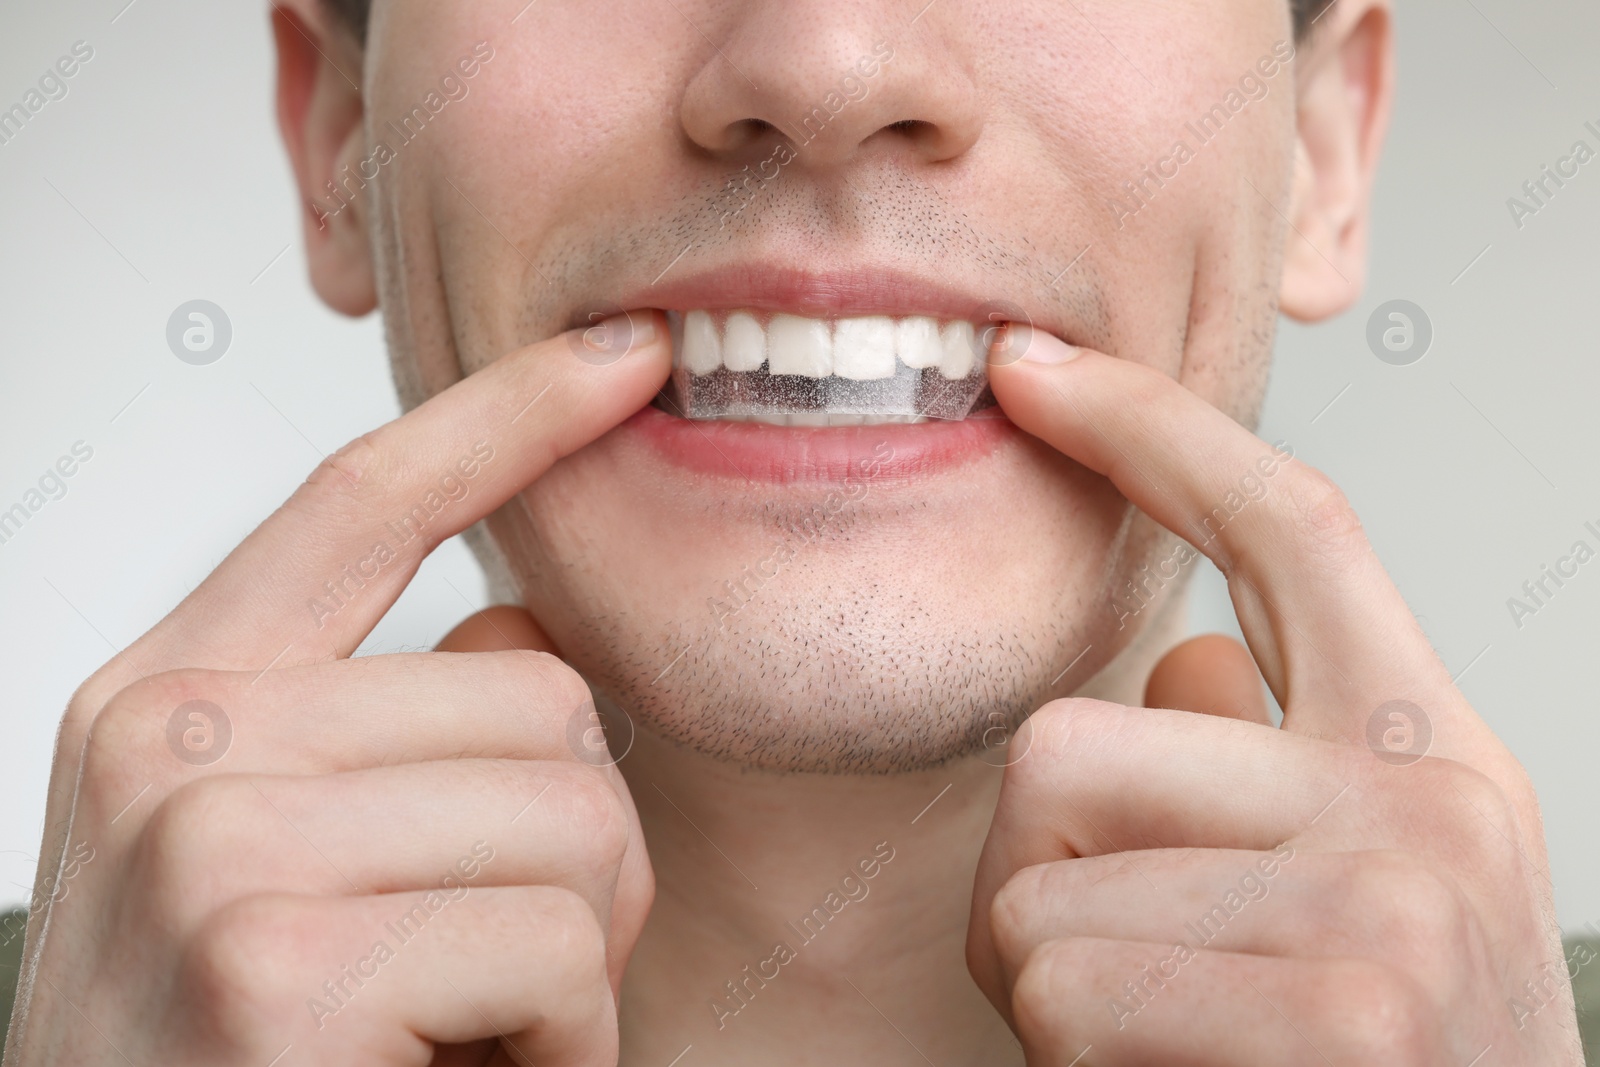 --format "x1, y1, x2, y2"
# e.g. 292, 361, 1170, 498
1, 0, 1596, 930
